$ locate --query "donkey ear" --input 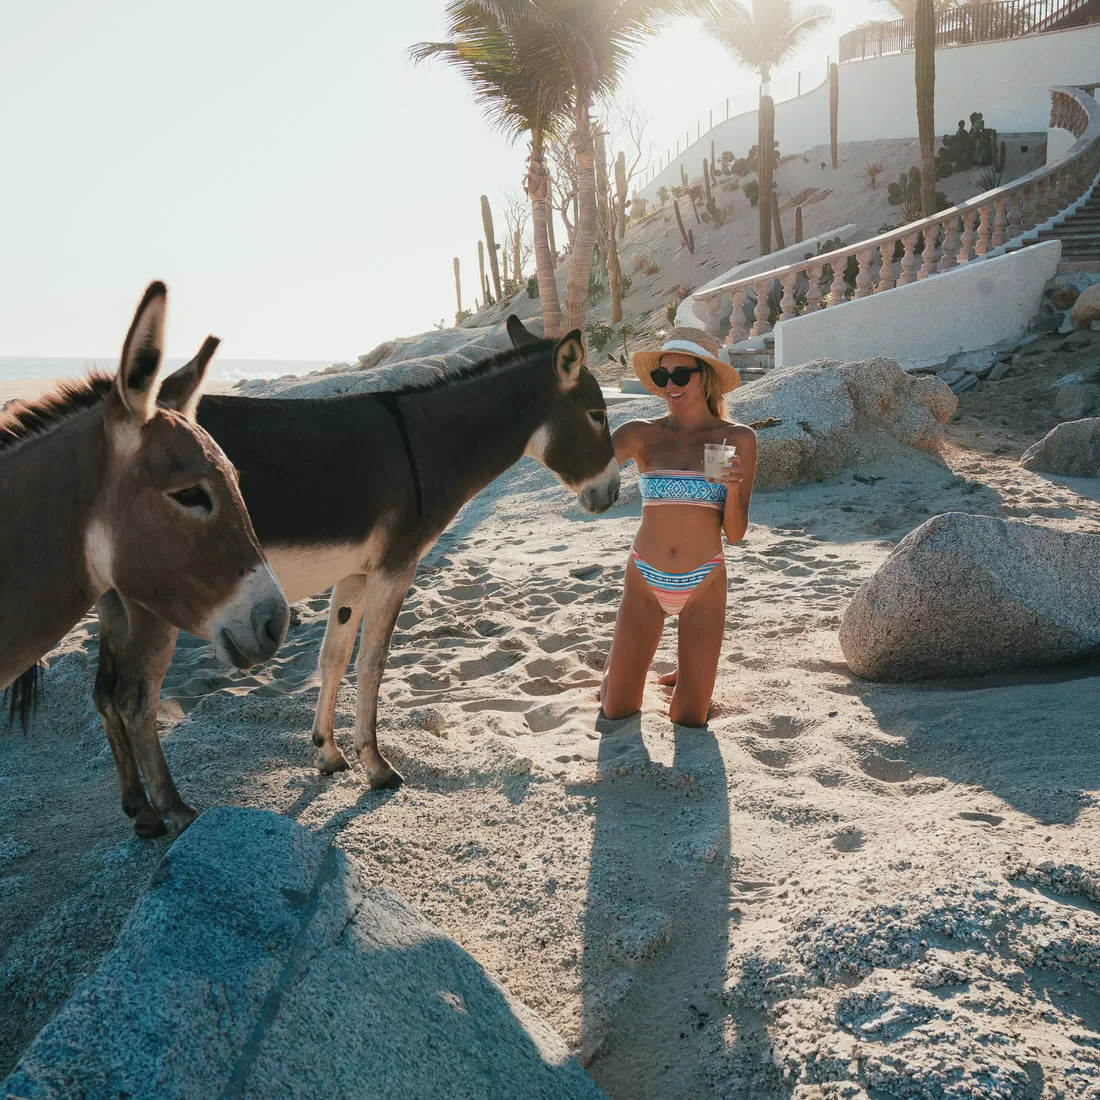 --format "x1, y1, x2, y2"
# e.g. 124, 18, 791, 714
507, 314, 541, 349
113, 281, 167, 425
553, 330, 586, 390
158, 336, 219, 421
